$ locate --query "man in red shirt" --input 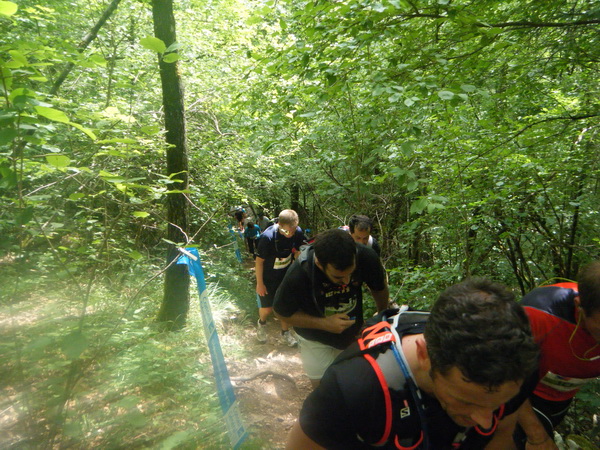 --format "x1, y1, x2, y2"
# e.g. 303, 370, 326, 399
514, 261, 600, 449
